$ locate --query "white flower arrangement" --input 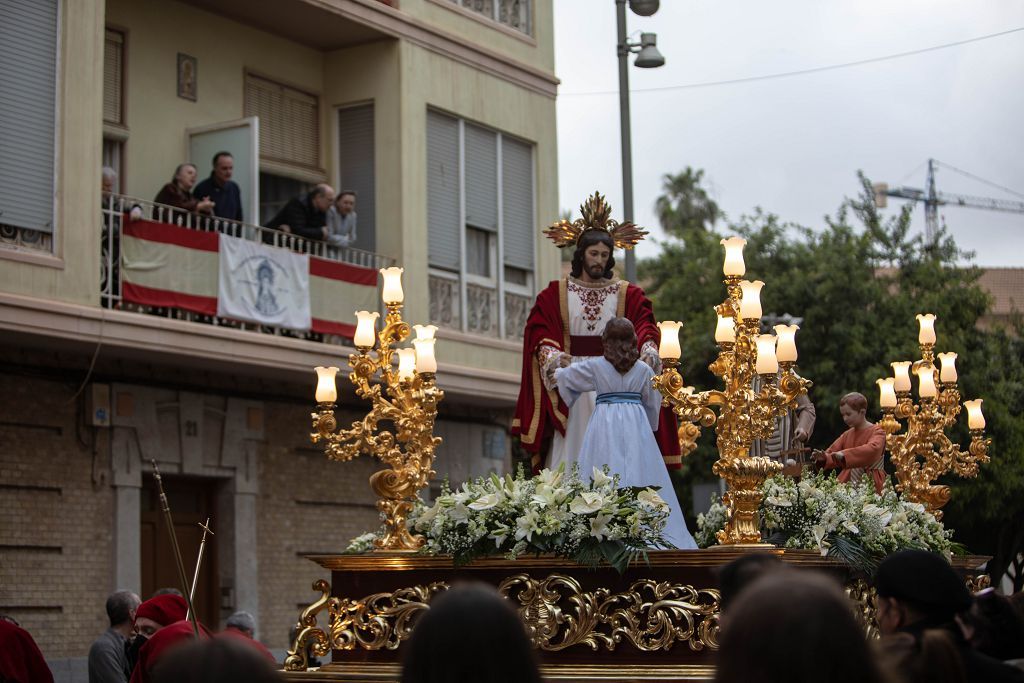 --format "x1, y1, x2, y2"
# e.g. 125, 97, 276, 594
696, 470, 955, 572
345, 465, 671, 571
